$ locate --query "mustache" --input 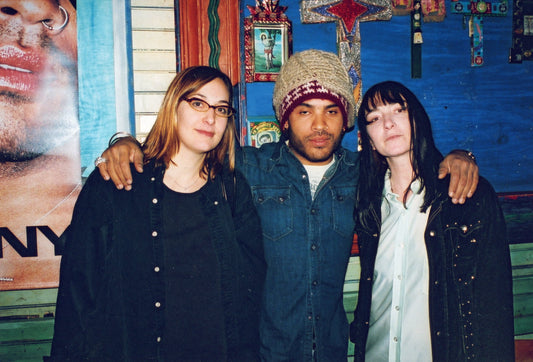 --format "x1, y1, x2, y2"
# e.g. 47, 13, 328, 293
308, 130, 332, 138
